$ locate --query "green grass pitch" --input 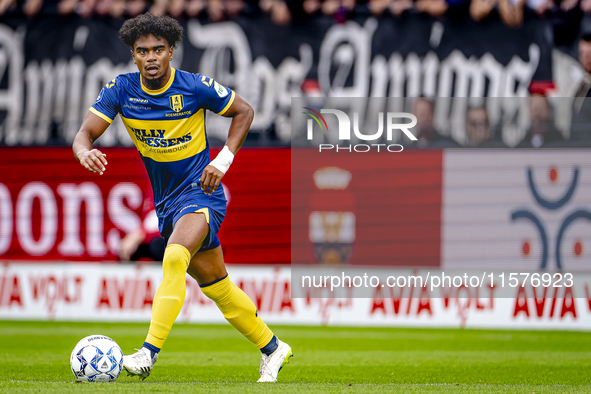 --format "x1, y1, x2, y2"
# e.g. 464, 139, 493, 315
1, 321, 590, 393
